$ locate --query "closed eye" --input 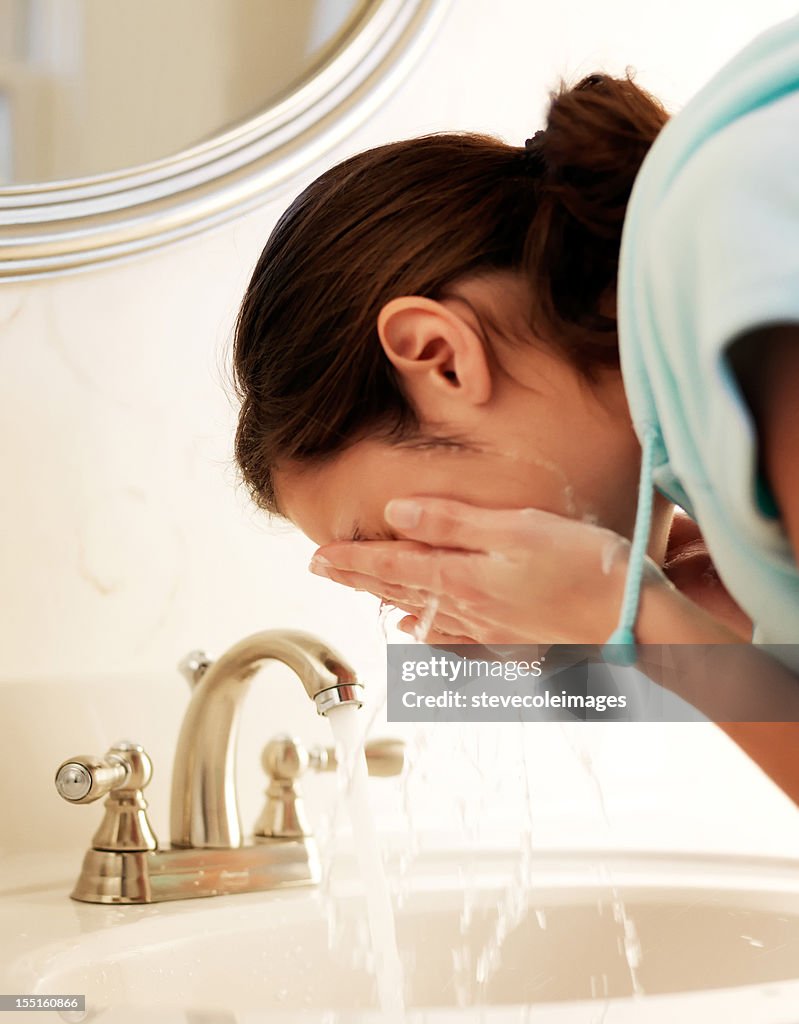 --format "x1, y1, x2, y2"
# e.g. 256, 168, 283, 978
350, 524, 397, 542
